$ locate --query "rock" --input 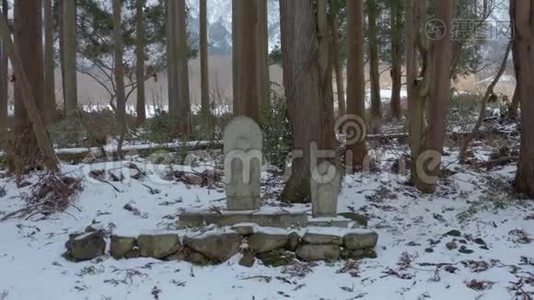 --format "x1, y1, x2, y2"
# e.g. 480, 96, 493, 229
125, 248, 140, 259
256, 250, 295, 267
239, 250, 255, 267
338, 212, 369, 226
110, 236, 136, 259
182, 247, 211, 265
310, 161, 341, 217
177, 213, 307, 228
65, 231, 106, 261
223, 116, 262, 211
302, 233, 343, 245
137, 234, 181, 259
446, 230, 462, 237
232, 225, 254, 236
296, 244, 341, 262
184, 233, 241, 262
183, 173, 204, 185
341, 248, 377, 259
247, 233, 288, 254
425, 248, 434, 253
343, 232, 378, 250
473, 238, 486, 245
459, 245, 474, 254
286, 232, 300, 251
446, 241, 458, 250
